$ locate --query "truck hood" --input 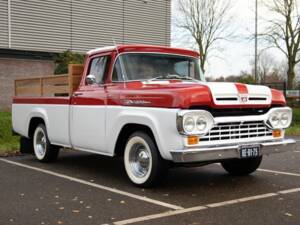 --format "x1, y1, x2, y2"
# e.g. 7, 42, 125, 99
117, 81, 285, 109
